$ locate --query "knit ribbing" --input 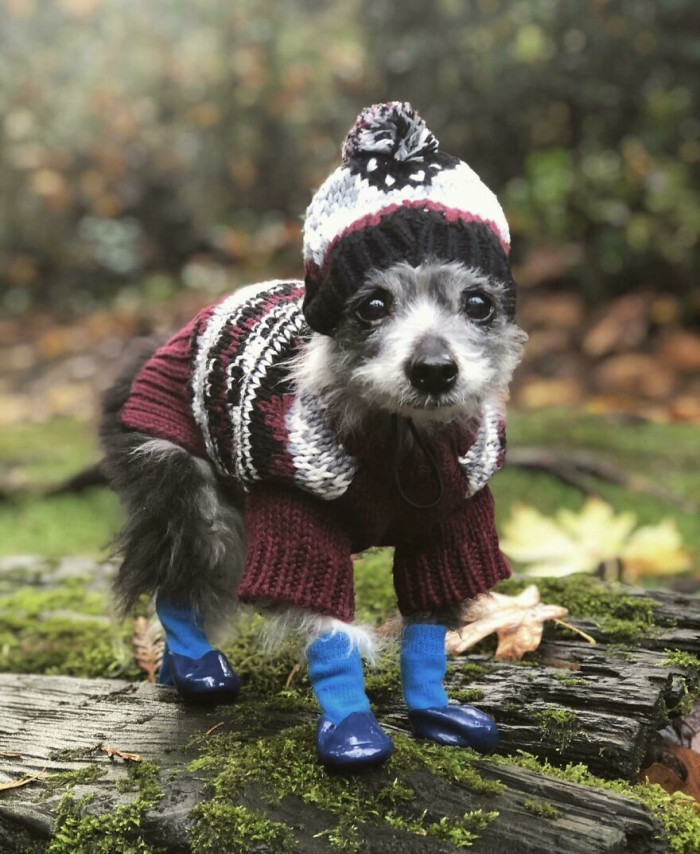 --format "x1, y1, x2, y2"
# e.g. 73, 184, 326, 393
393, 486, 511, 615
238, 483, 355, 621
